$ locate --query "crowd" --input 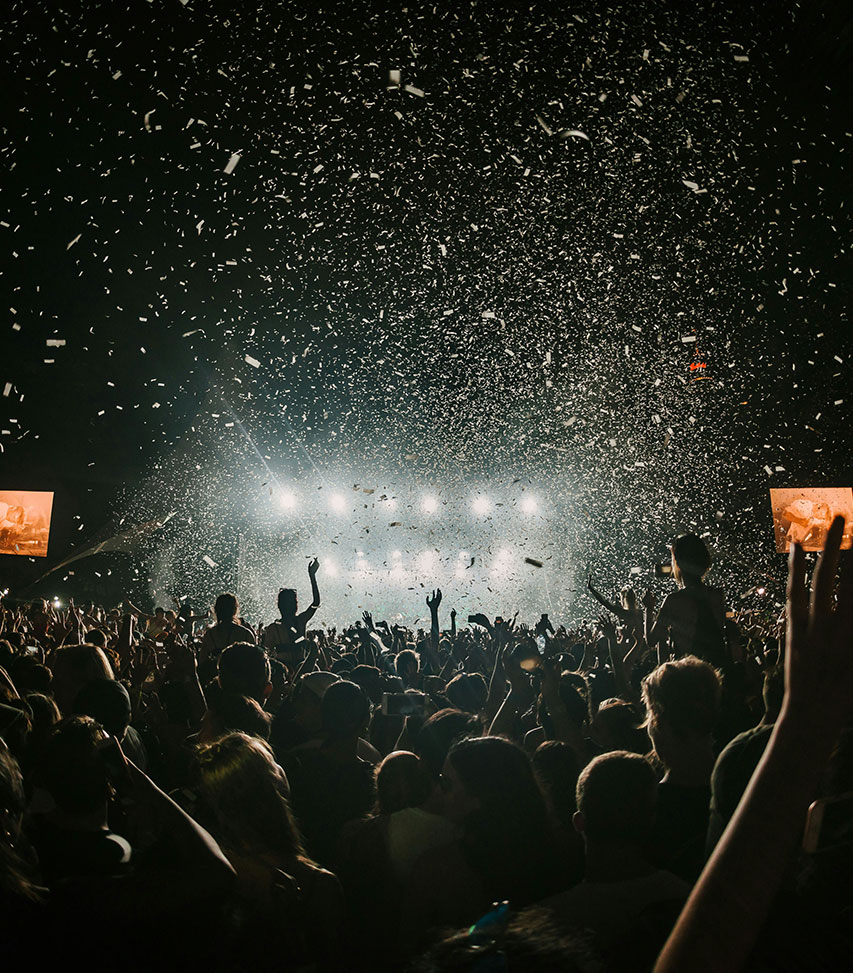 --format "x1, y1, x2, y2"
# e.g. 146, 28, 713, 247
0, 522, 850, 971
